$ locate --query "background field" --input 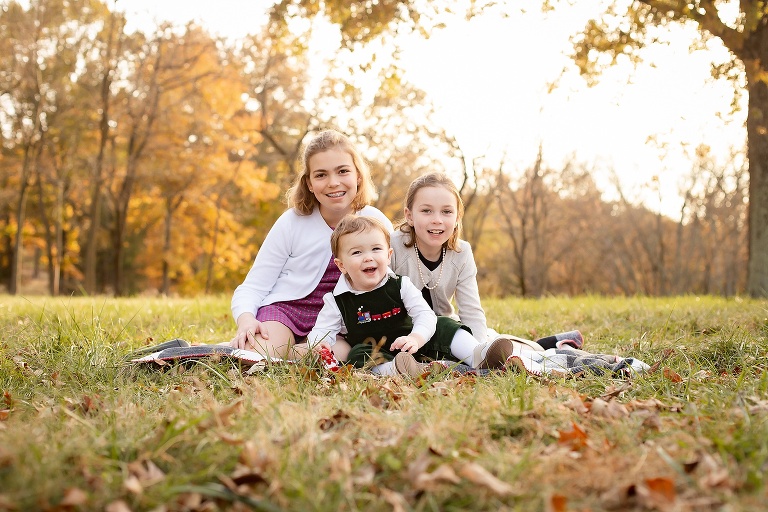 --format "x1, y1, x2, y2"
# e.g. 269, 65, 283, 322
1, 295, 767, 511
